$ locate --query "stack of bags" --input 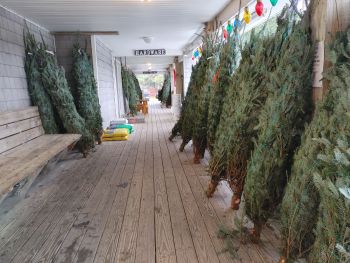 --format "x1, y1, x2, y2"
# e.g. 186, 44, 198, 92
102, 119, 134, 141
